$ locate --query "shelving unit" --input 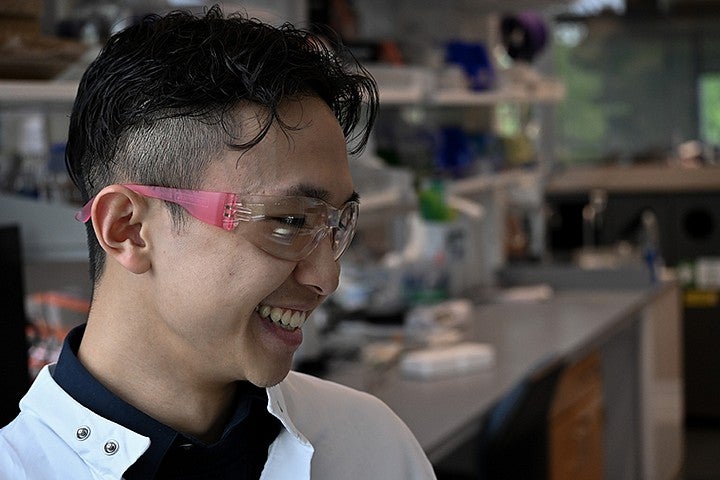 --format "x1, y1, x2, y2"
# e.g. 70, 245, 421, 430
360, 52, 564, 273
0, 80, 81, 262
366, 63, 564, 191
0, 51, 564, 266
0, 77, 562, 197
